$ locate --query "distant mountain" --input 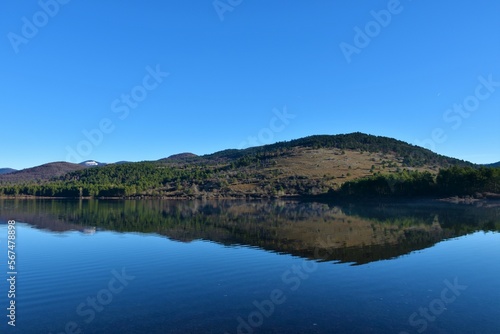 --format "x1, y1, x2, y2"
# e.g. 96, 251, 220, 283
79, 160, 107, 167
82, 160, 135, 165
0, 168, 17, 175
0, 162, 87, 184
485, 162, 500, 167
